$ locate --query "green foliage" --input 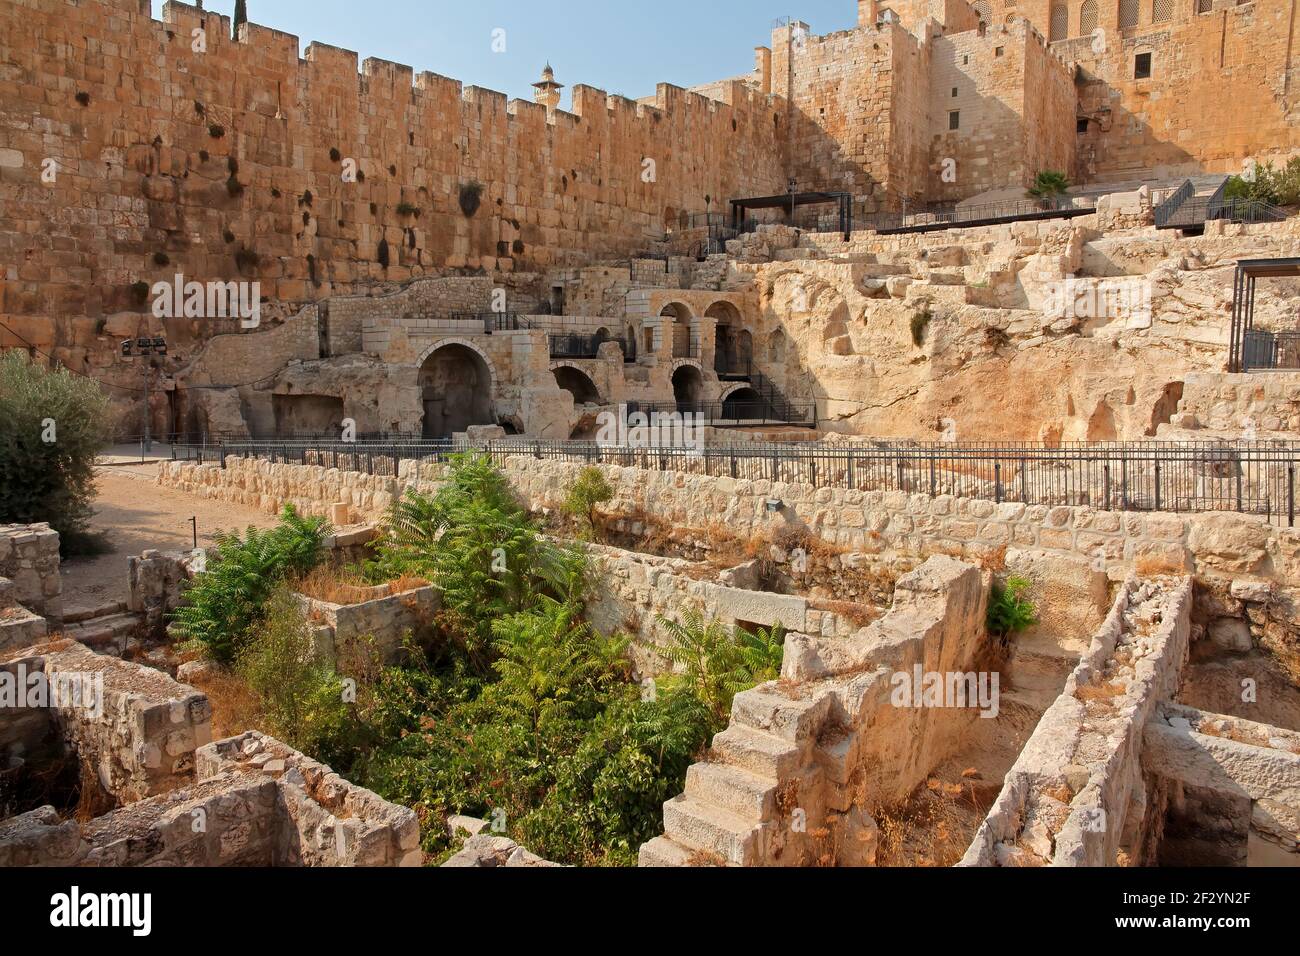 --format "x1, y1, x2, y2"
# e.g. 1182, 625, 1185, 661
1224, 159, 1300, 207
366, 453, 584, 671
987, 575, 1038, 639
170, 505, 330, 664
910, 309, 932, 348
563, 466, 614, 540
1027, 169, 1071, 200
658, 609, 784, 722
0, 351, 112, 551
236, 589, 351, 757
232, 0, 248, 39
